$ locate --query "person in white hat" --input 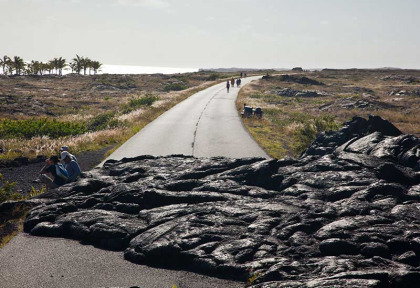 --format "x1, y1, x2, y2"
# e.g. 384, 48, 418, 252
61, 151, 82, 182
59, 146, 78, 163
